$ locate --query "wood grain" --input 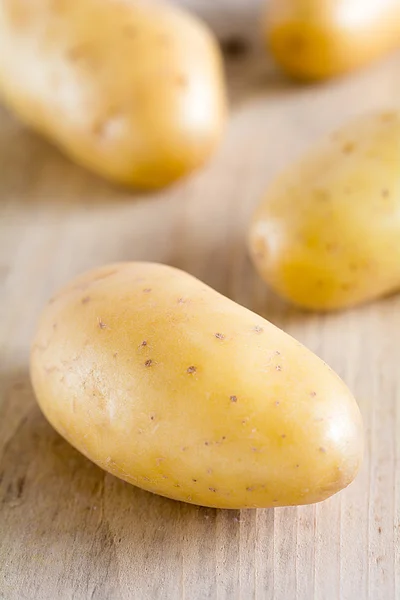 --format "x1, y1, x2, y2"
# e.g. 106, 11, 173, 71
1, 2, 400, 597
